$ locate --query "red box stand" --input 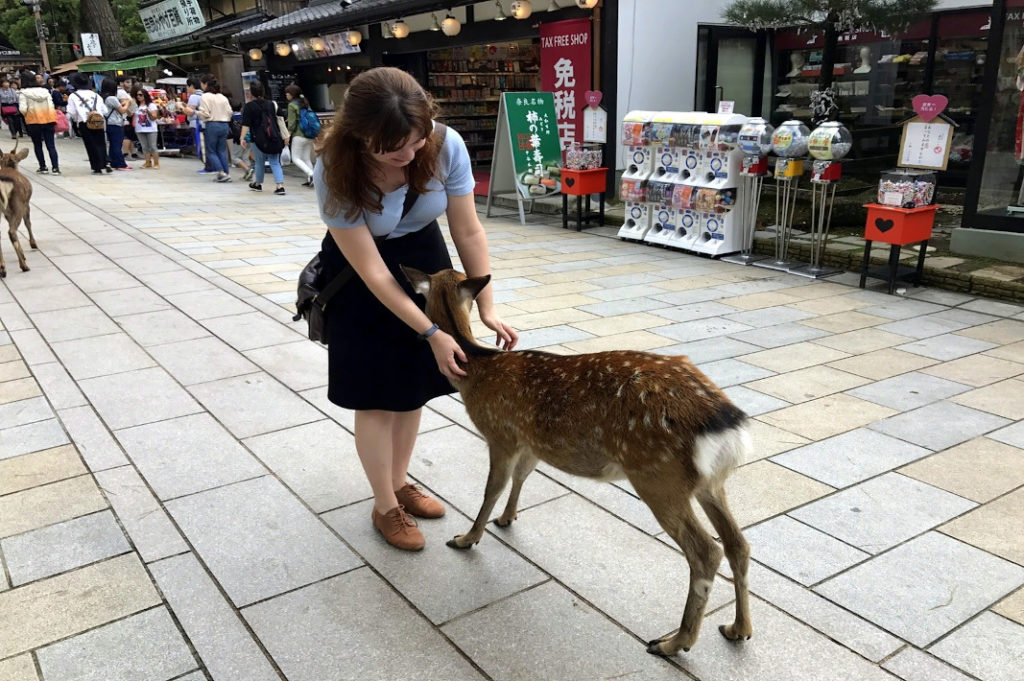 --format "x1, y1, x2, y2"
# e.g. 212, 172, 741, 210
561, 168, 607, 231
860, 203, 938, 294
